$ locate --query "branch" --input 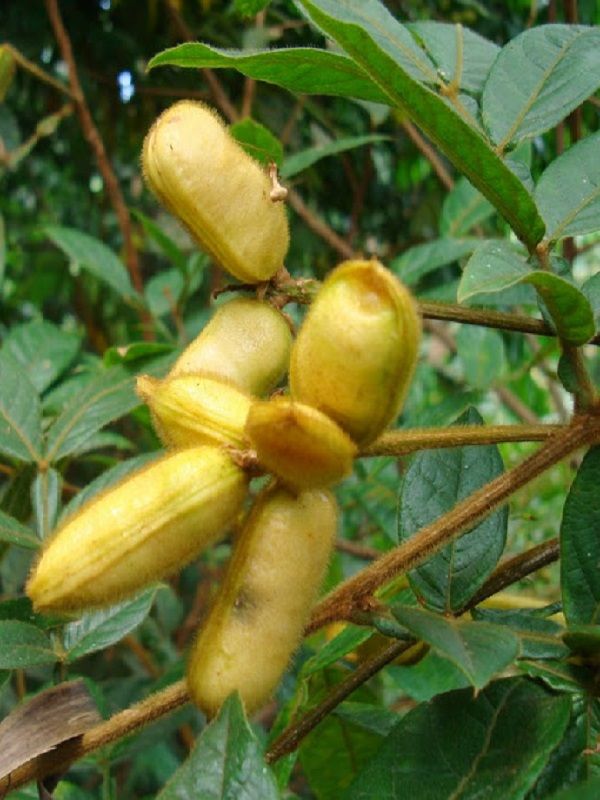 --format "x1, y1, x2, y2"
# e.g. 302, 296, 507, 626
305, 414, 598, 634
43, 0, 146, 306
287, 189, 355, 260
400, 118, 454, 191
